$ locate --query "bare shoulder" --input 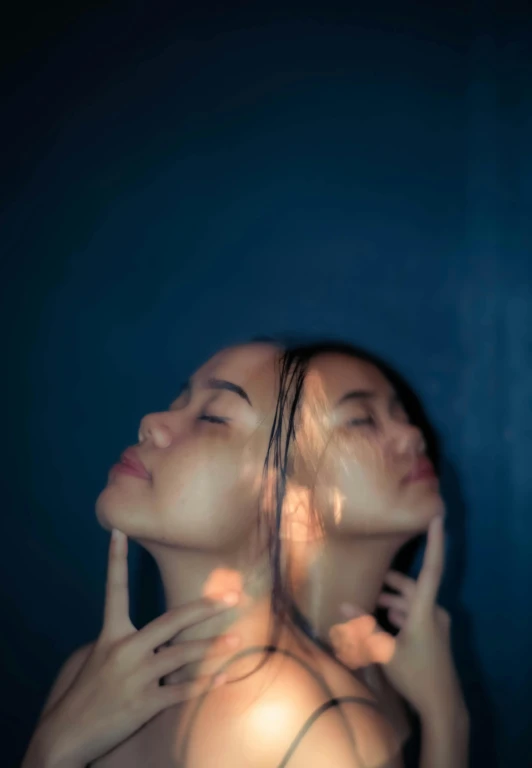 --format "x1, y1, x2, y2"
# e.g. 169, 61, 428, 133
39, 641, 95, 719
182, 650, 403, 768
281, 698, 404, 768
